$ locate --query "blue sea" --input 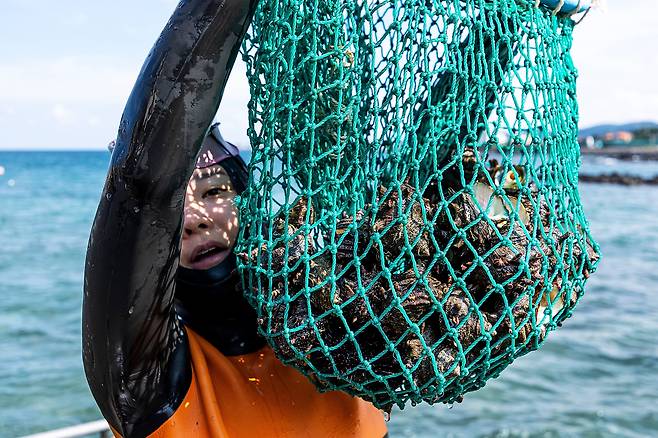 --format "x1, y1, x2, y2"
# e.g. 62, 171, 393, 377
1, 151, 657, 437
